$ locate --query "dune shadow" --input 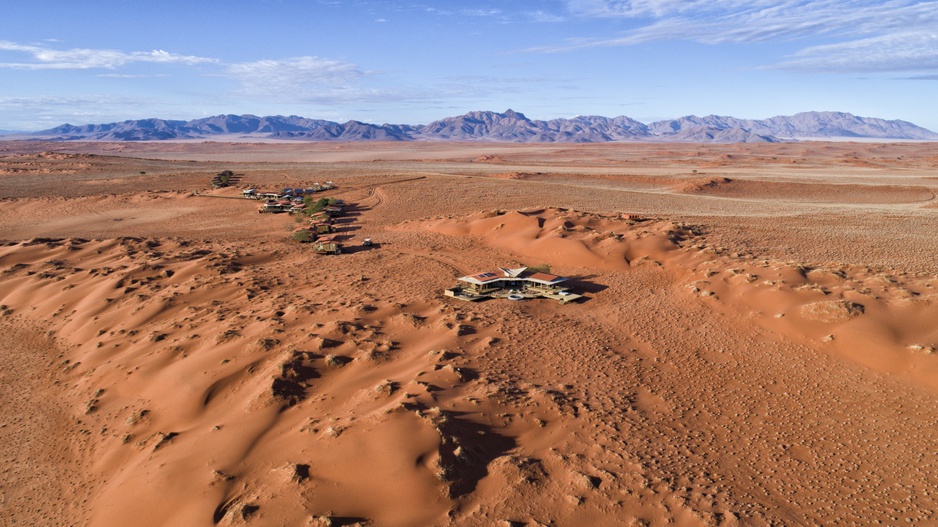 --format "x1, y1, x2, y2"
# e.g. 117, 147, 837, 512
320, 517, 369, 527
567, 275, 607, 295
271, 351, 322, 407
434, 409, 516, 498
453, 366, 479, 382
339, 242, 381, 254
